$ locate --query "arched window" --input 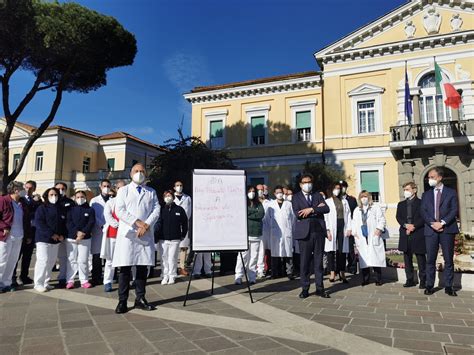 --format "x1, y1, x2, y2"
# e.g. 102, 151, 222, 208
418, 72, 451, 123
